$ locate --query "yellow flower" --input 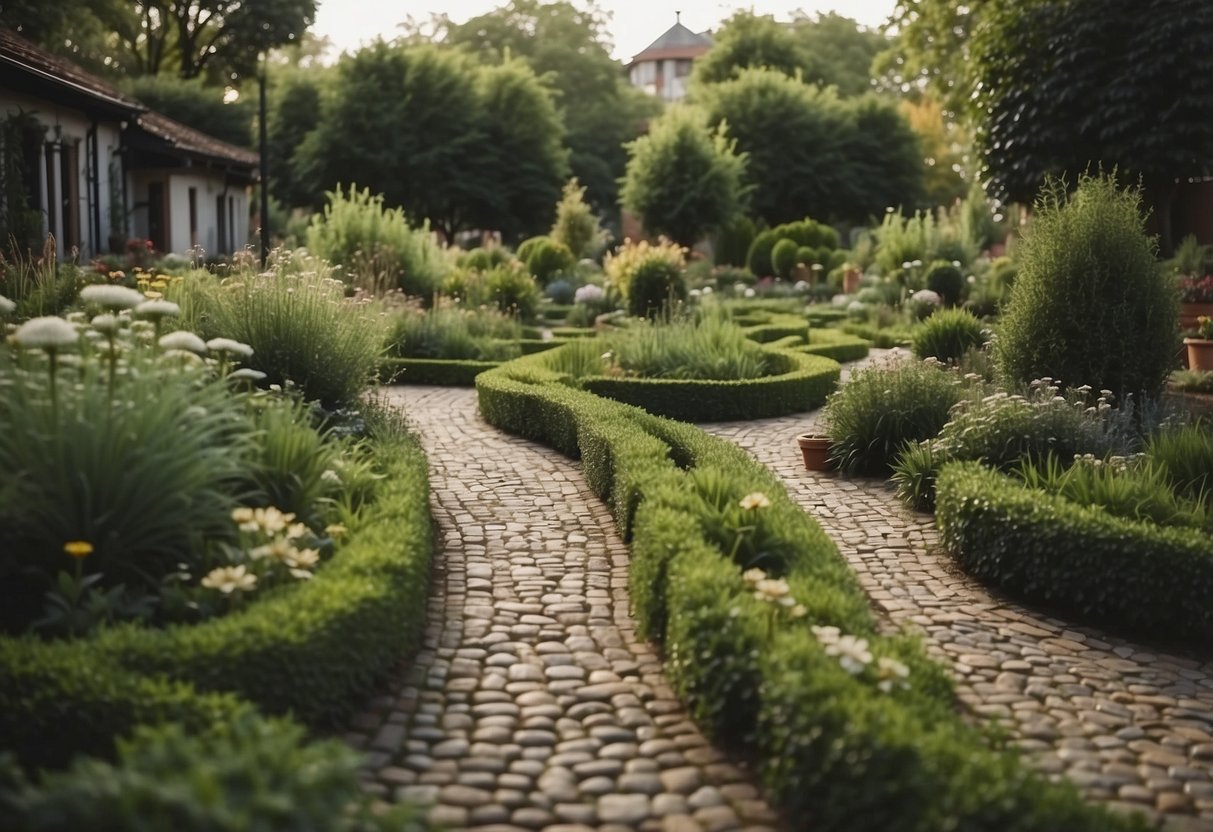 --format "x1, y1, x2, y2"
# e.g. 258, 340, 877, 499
200, 564, 257, 594
143, 290, 164, 300
790, 604, 808, 618
739, 492, 771, 510
324, 523, 347, 539
250, 537, 295, 562
63, 540, 93, 559
285, 548, 320, 570
255, 507, 295, 534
